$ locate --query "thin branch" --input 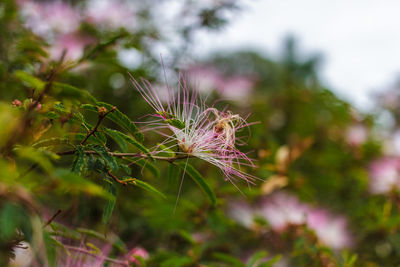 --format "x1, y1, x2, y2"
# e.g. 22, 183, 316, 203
80, 106, 116, 145
43, 209, 62, 228
107, 170, 136, 185
63, 245, 129, 266
57, 150, 192, 162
